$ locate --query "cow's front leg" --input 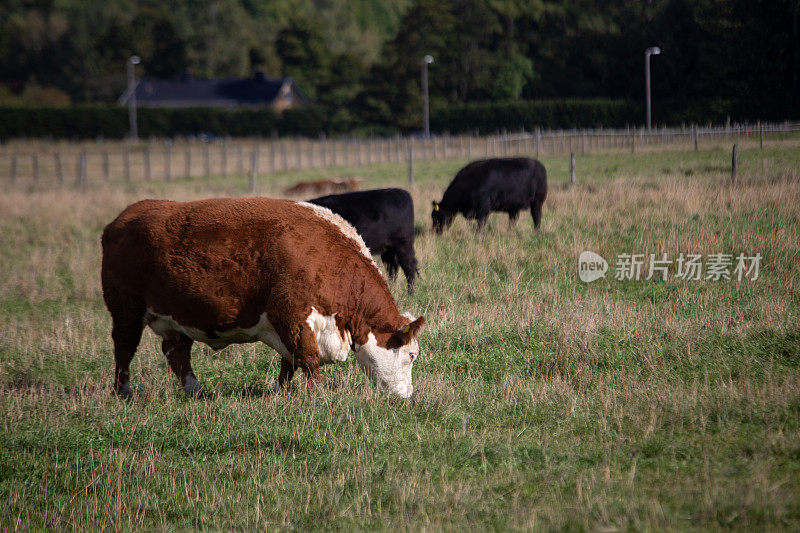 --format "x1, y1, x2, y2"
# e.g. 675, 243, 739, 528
298, 357, 322, 386
279, 324, 322, 385
273, 358, 296, 393
161, 333, 206, 398
291, 325, 323, 387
